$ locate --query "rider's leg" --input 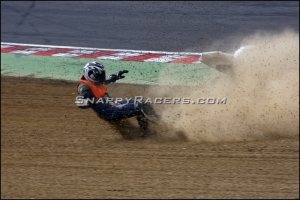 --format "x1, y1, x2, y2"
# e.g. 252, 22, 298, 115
136, 113, 149, 137
92, 99, 142, 120
92, 100, 159, 137
140, 102, 161, 122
